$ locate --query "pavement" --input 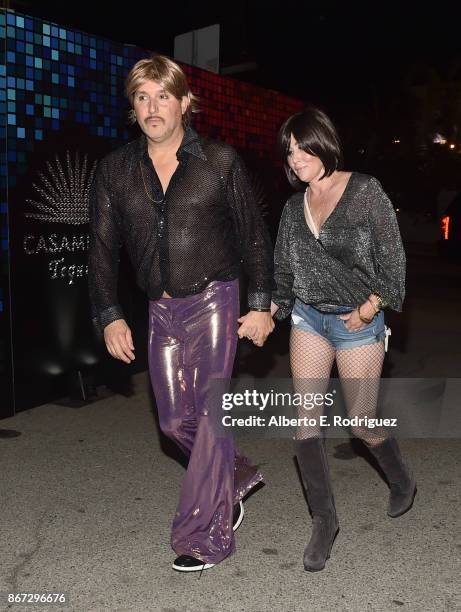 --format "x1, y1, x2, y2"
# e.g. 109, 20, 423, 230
1, 243, 460, 612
